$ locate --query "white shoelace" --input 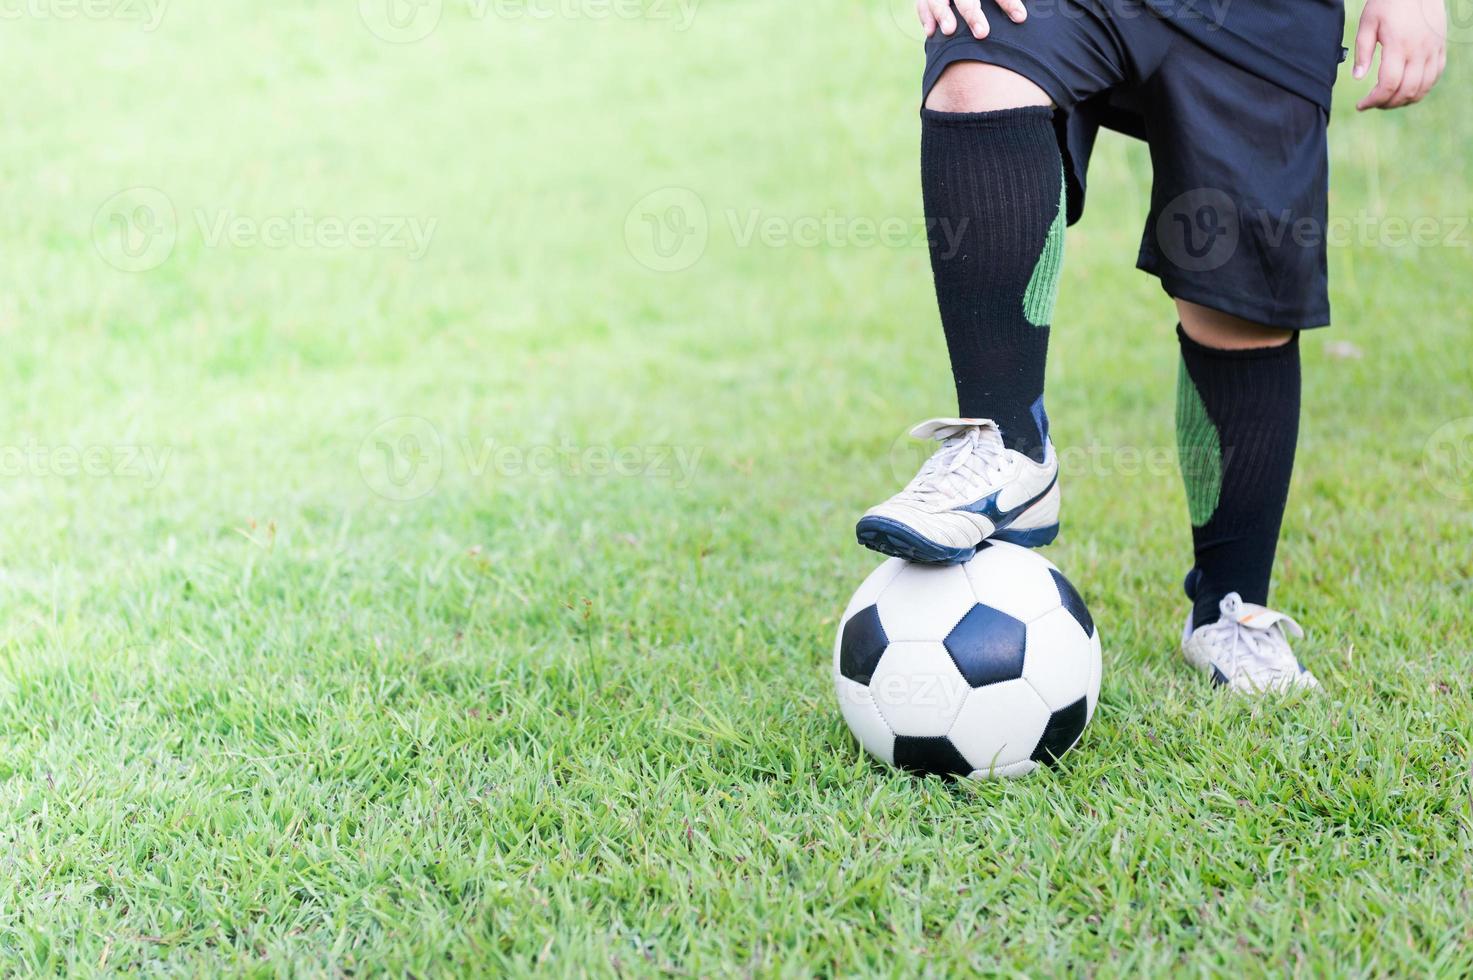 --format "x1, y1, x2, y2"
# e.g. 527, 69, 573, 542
1196, 592, 1306, 685
897, 424, 1008, 504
